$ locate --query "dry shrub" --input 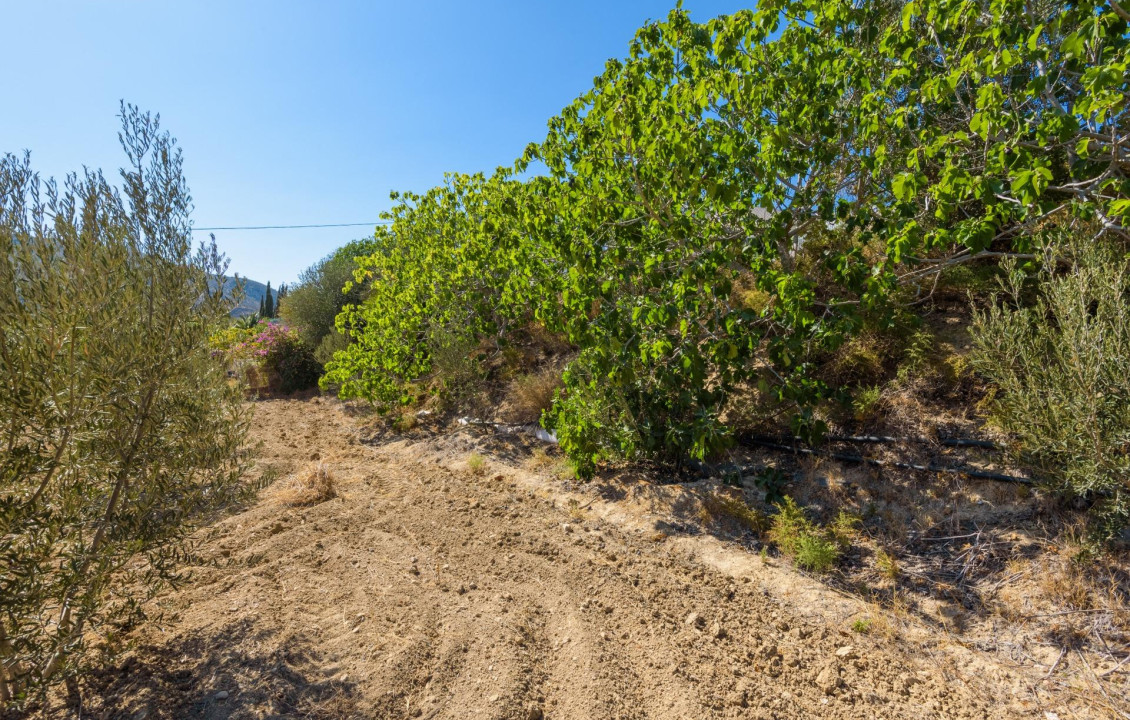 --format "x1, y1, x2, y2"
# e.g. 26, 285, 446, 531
278, 463, 337, 506
506, 368, 563, 423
